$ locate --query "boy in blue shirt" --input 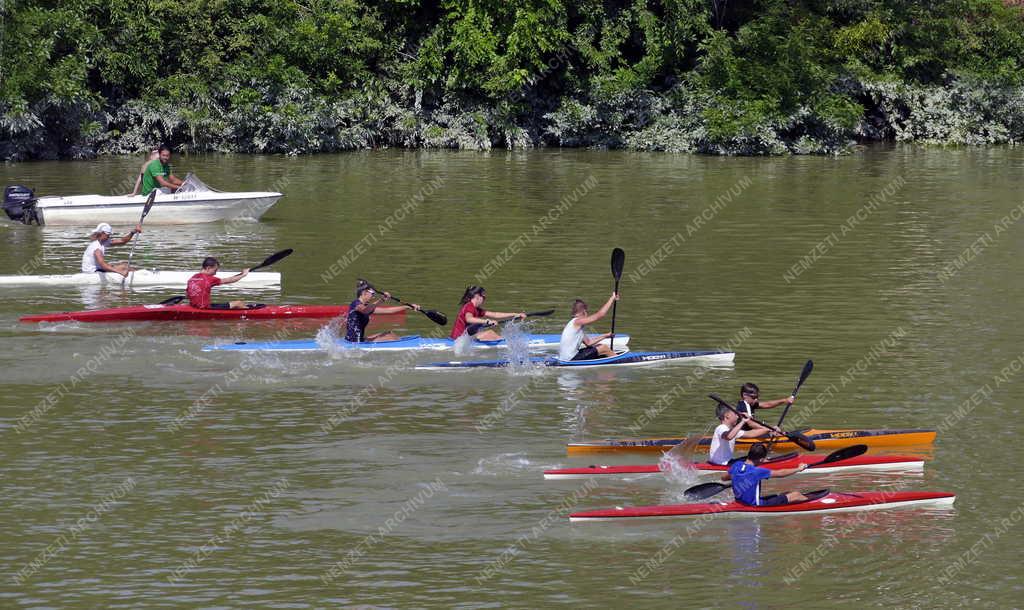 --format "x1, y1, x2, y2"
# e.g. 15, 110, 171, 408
722, 443, 809, 506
